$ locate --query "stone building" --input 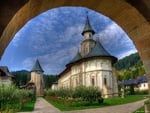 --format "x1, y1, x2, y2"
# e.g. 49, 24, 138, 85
30, 59, 44, 96
58, 16, 118, 98
0, 66, 14, 84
